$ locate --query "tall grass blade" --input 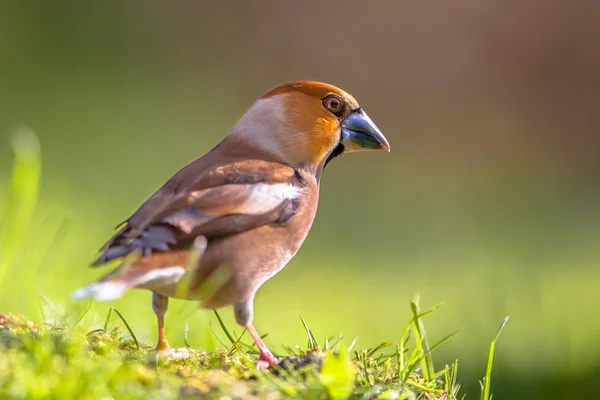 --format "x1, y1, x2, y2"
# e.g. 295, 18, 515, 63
184, 323, 192, 348
103, 308, 113, 332
481, 316, 509, 400
213, 309, 235, 345
299, 315, 318, 350
71, 300, 93, 329
410, 298, 435, 381
110, 308, 140, 349
208, 321, 228, 347
0, 128, 41, 287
